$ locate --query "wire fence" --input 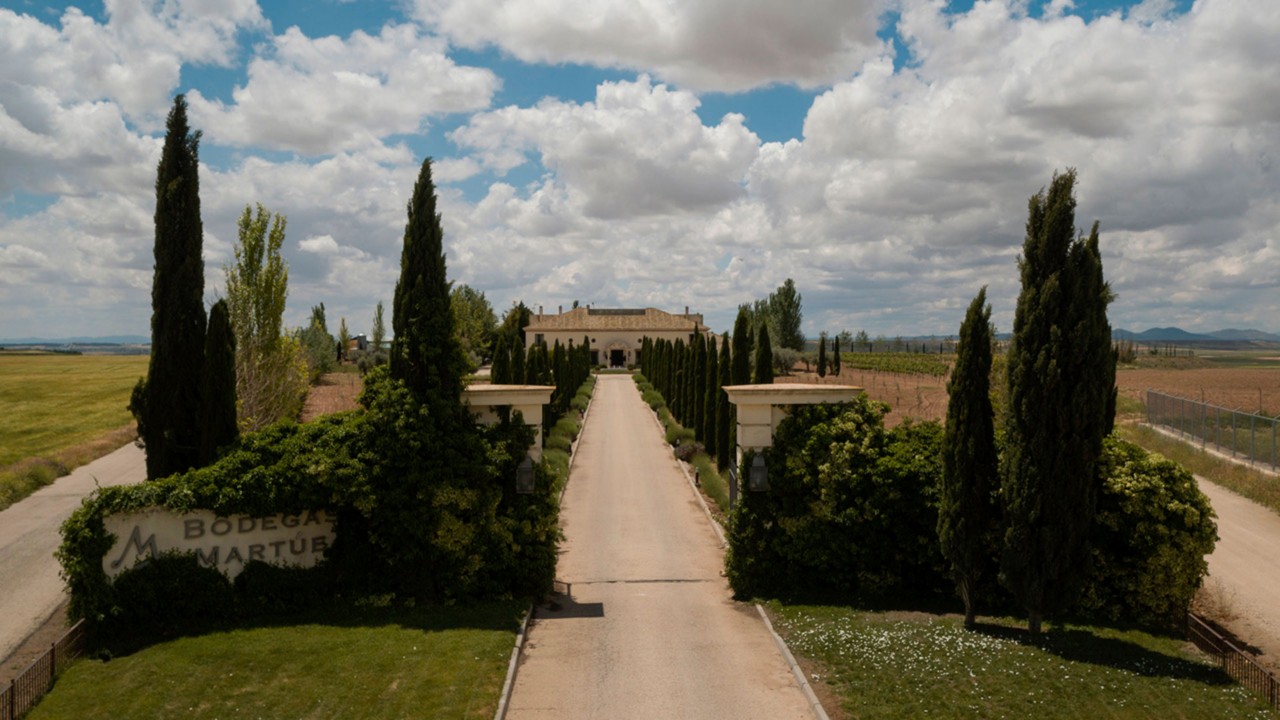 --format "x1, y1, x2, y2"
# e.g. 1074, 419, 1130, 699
1146, 390, 1280, 472
1187, 612, 1280, 711
1, 620, 86, 720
